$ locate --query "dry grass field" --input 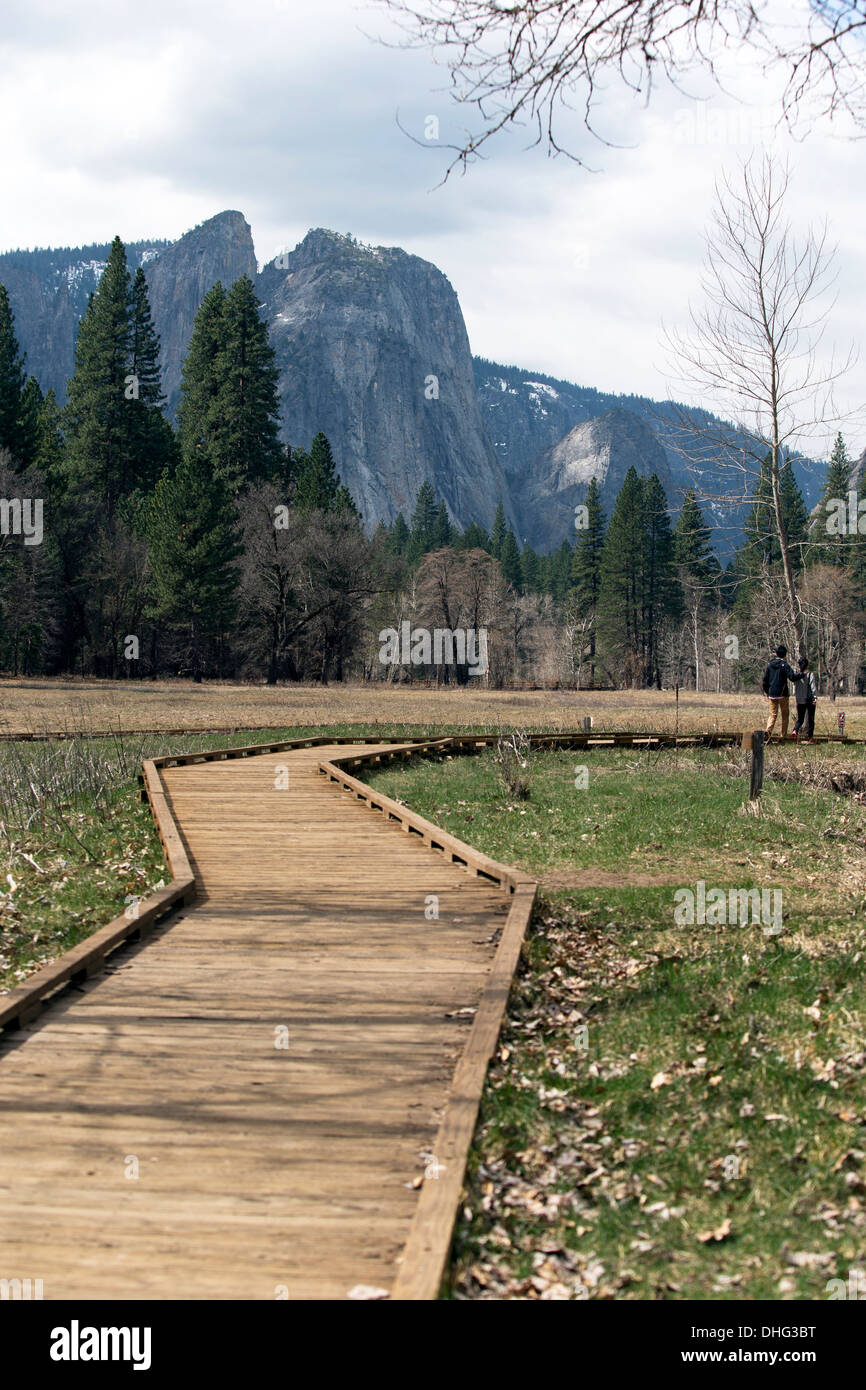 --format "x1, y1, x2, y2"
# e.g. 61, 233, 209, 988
2, 678, 865, 739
